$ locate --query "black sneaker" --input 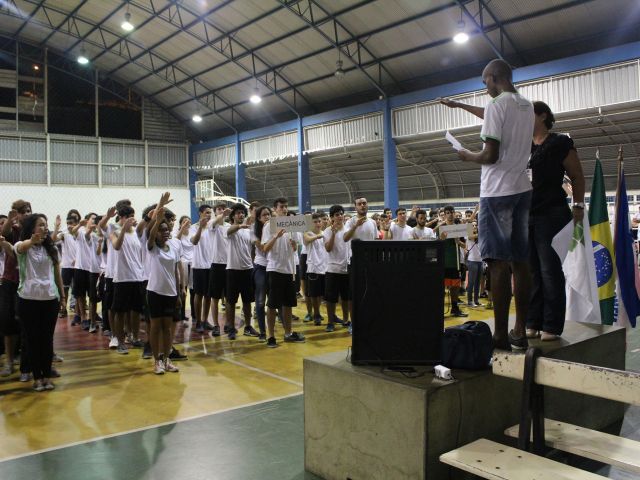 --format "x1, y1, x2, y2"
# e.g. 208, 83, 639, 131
325, 323, 335, 332
243, 325, 259, 337
81, 319, 90, 331
212, 325, 221, 337
284, 331, 305, 343
169, 347, 188, 361
291, 314, 299, 321
203, 322, 214, 331
258, 333, 267, 342
223, 324, 230, 334
71, 315, 81, 326
131, 339, 144, 348
451, 308, 468, 317
508, 330, 528, 350
313, 315, 323, 326
228, 329, 237, 340
142, 342, 152, 359
195, 322, 204, 333
266, 337, 278, 348
332, 316, 344, 325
